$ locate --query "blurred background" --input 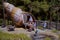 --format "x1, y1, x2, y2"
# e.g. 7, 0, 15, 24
0, 0, 60, 29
